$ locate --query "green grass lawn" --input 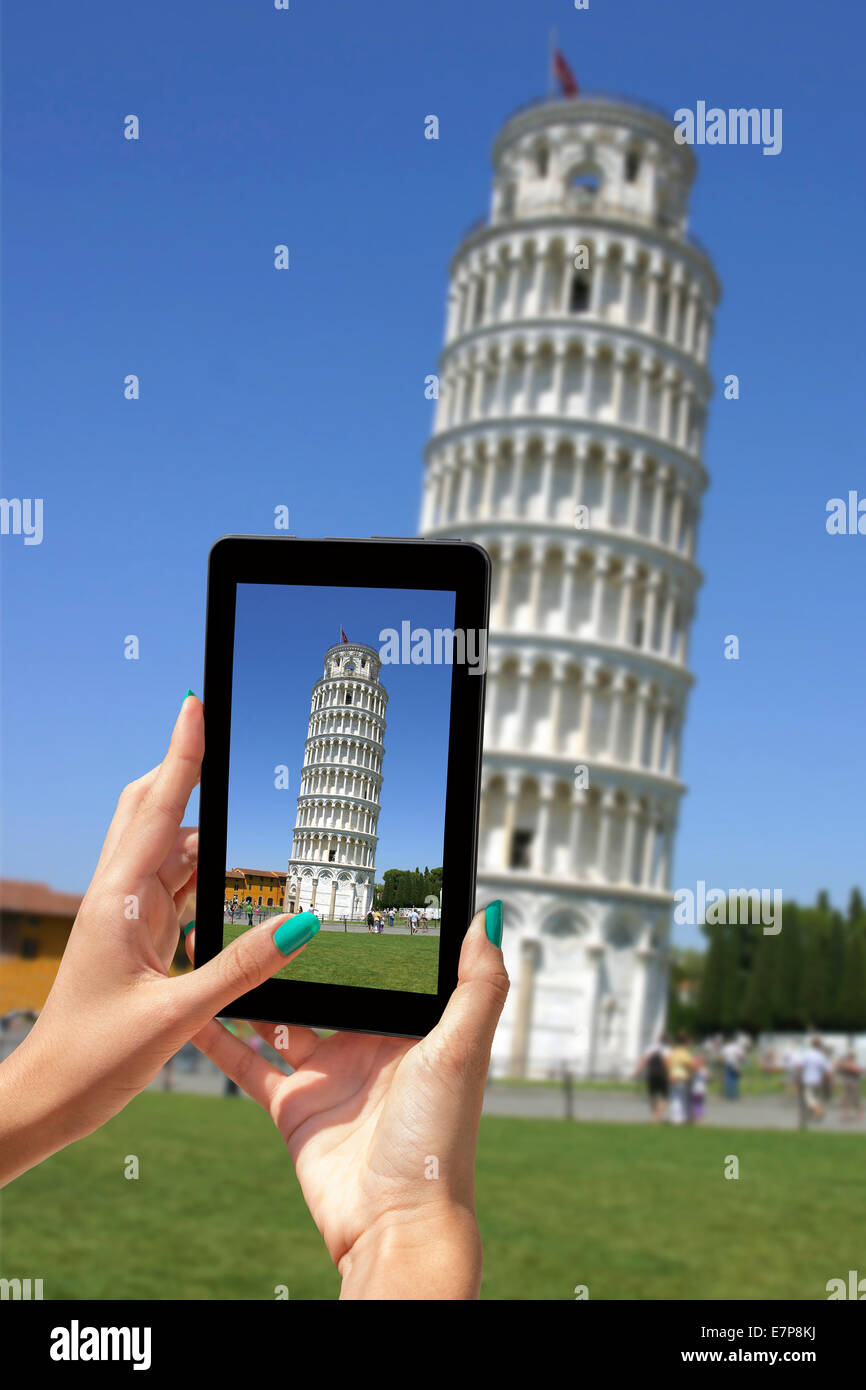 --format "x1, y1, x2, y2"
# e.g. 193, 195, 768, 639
222, 921, 439, 994
2, 1091, 863, 1300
